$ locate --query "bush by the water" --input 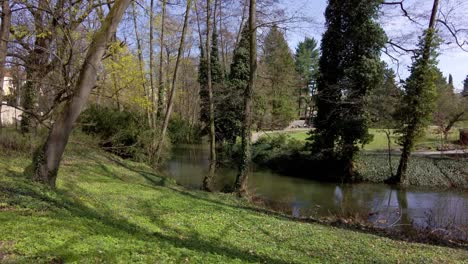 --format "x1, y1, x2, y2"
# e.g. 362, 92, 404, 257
252, 134, 304, 164
168, 114, 202, 144
80, 106, 153, 161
